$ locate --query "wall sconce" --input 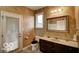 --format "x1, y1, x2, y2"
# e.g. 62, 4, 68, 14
51, 9, 63, 13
